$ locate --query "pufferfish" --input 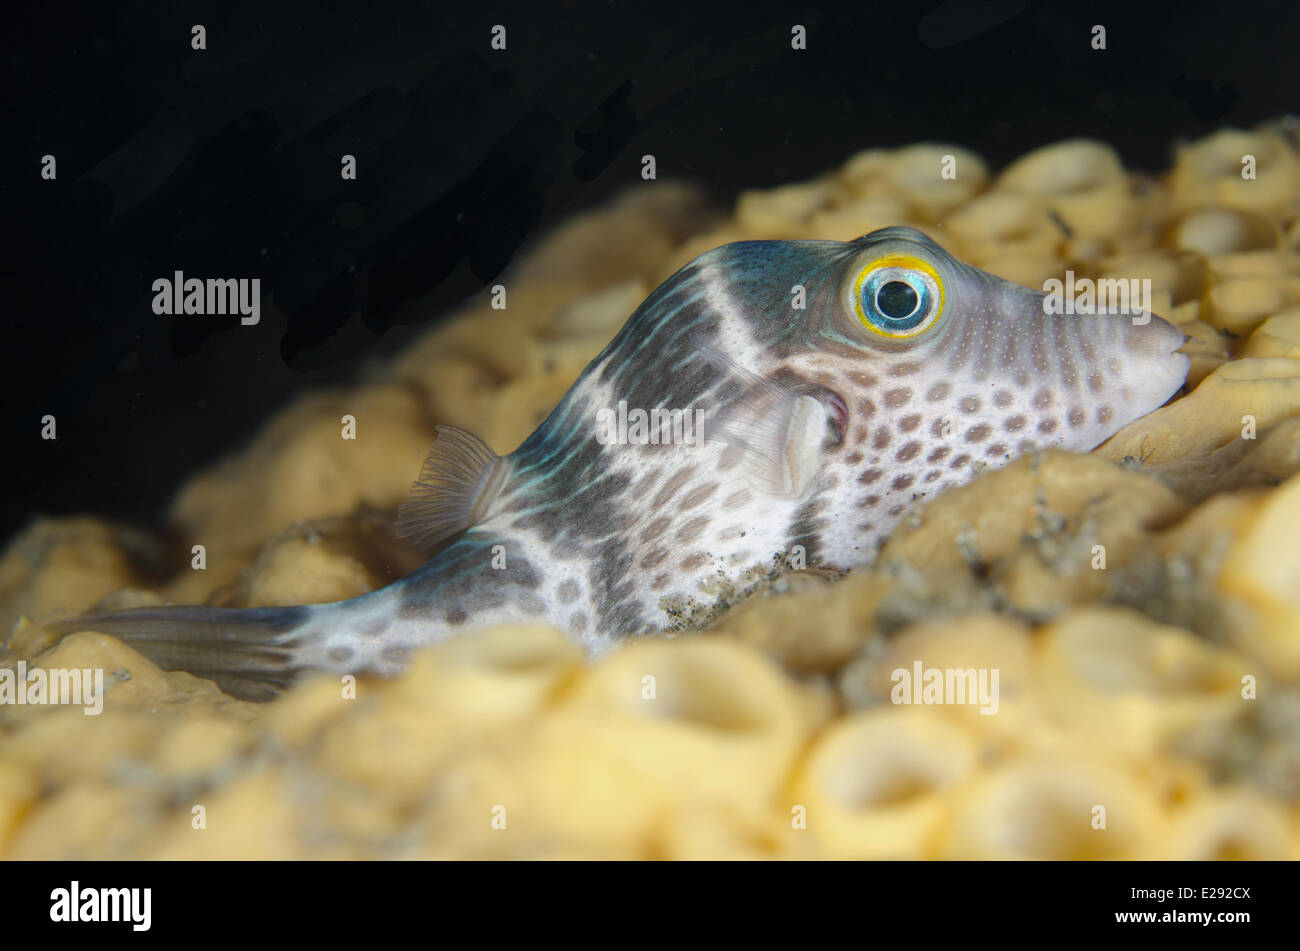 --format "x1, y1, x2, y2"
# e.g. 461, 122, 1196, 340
49, 227, 1189, 699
